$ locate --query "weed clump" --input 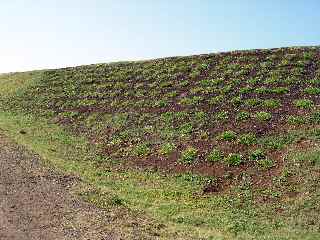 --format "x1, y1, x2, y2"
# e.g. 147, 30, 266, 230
263, 99, 281, 108
215, 110, 229, 121
236, 111, 250, 121
304, 87, 320, 95
159, 143, 176, 156
239, 133, 257, 145
272, 87, 289, 94
220, 130, 237, 141
134, 143, 151, 157
180, 147, 198, 164
293, 99, 314, 109
310, 111, 320, 124
209, 95, 224, 105
255, 112, 272, 121
225, 153, 242, 166
244, 98, 262, 107
178, 122, 193, 136
250, 149, 266, 161
287, 115, 306, 125
258, 158, 274, 170
207, 148, 223, 163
